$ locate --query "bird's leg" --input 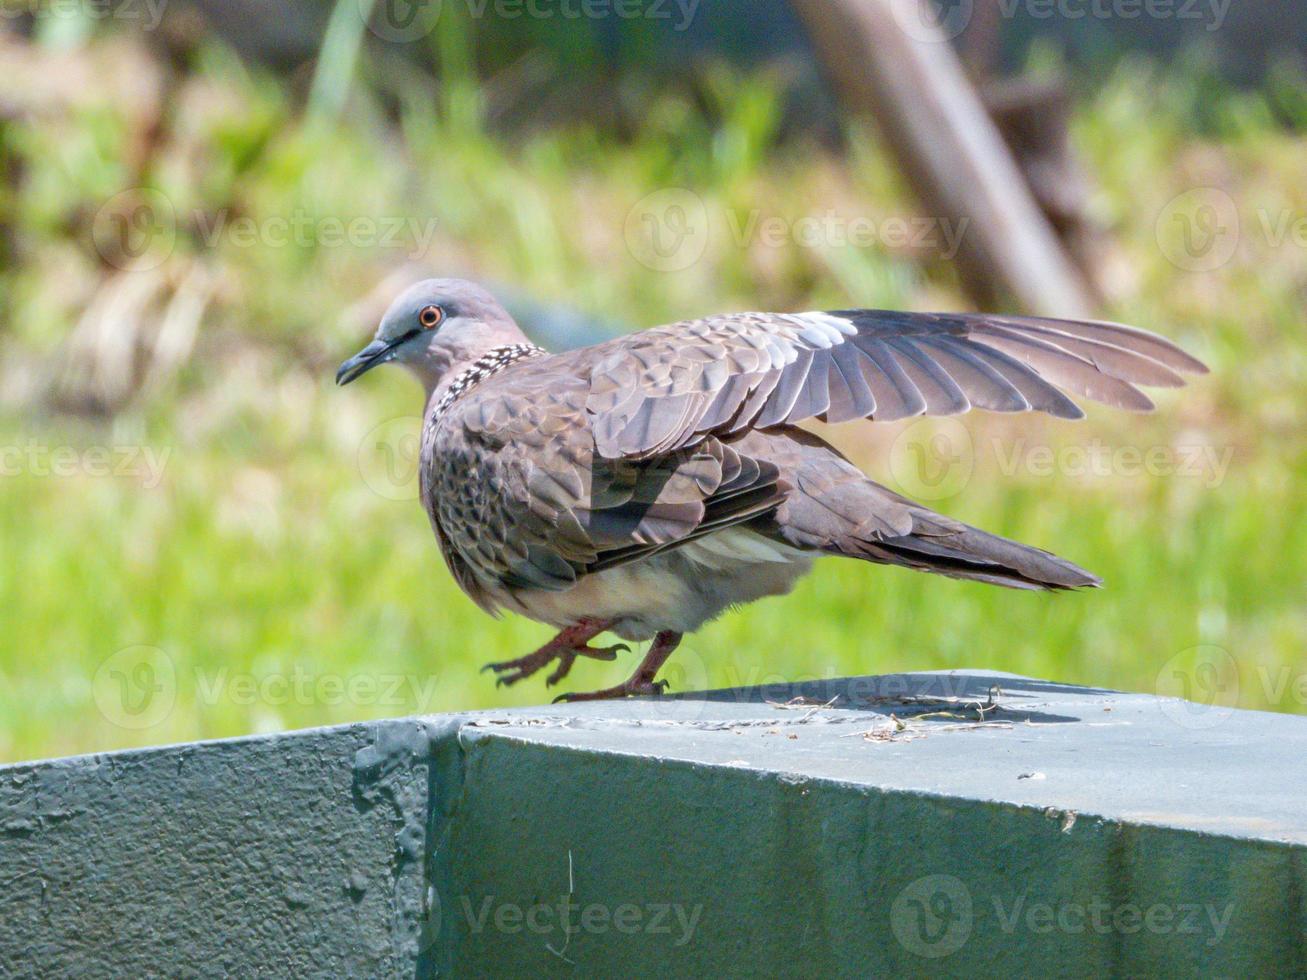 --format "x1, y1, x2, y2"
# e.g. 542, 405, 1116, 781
553, 631, 683, 703
482, 619, 629, 688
